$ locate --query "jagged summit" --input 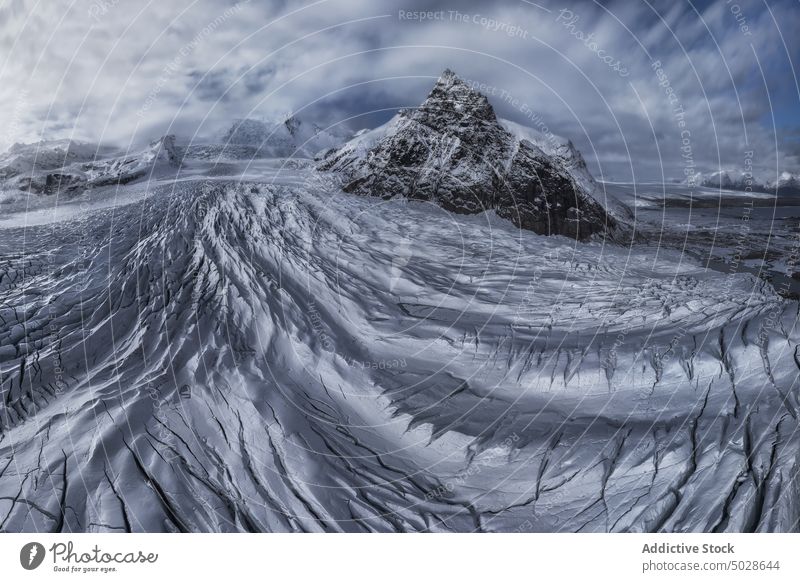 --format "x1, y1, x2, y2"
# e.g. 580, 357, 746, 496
318, 69, 619, 241
410, 69, 498, 127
